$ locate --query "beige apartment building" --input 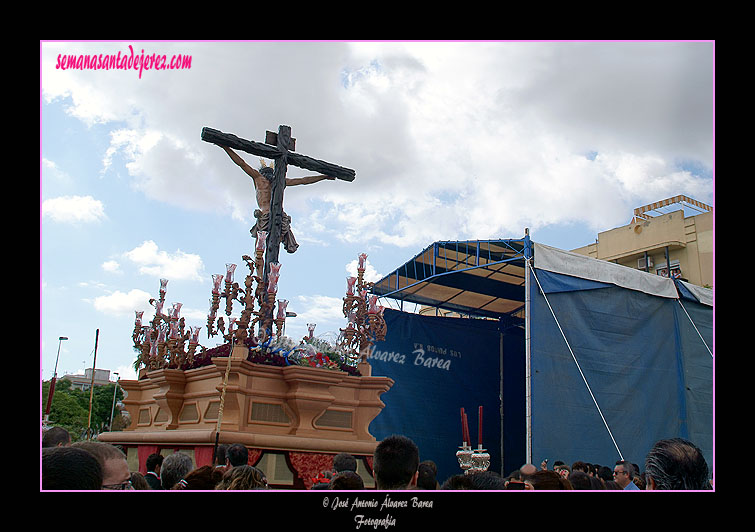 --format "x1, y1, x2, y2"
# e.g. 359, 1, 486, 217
571, 196, 713, 289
